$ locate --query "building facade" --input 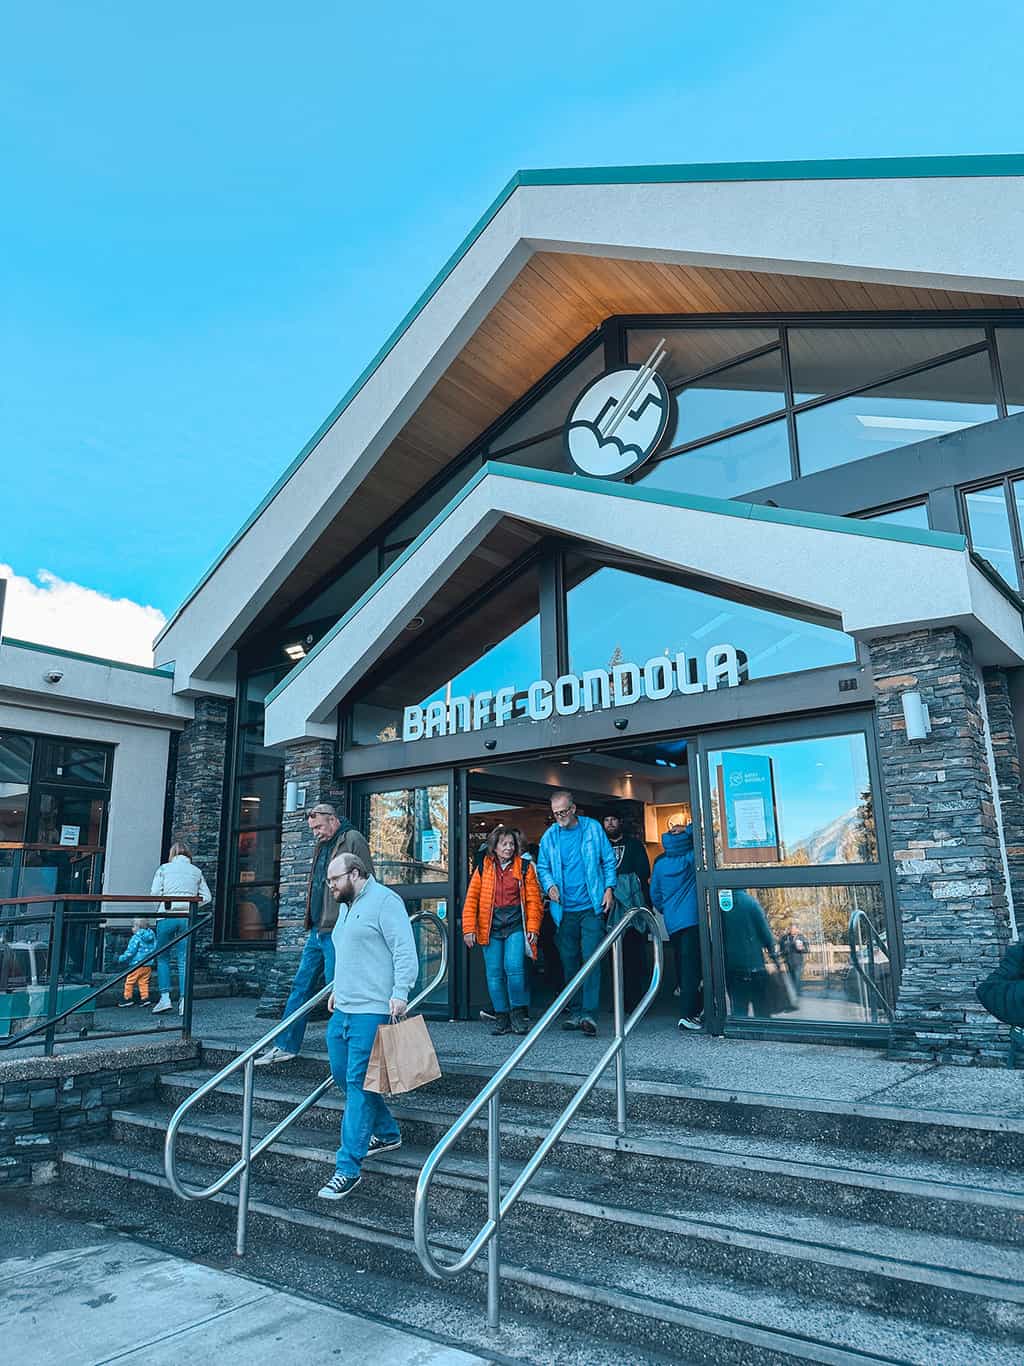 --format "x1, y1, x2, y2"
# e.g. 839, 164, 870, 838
154, 156, 1024, 1062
